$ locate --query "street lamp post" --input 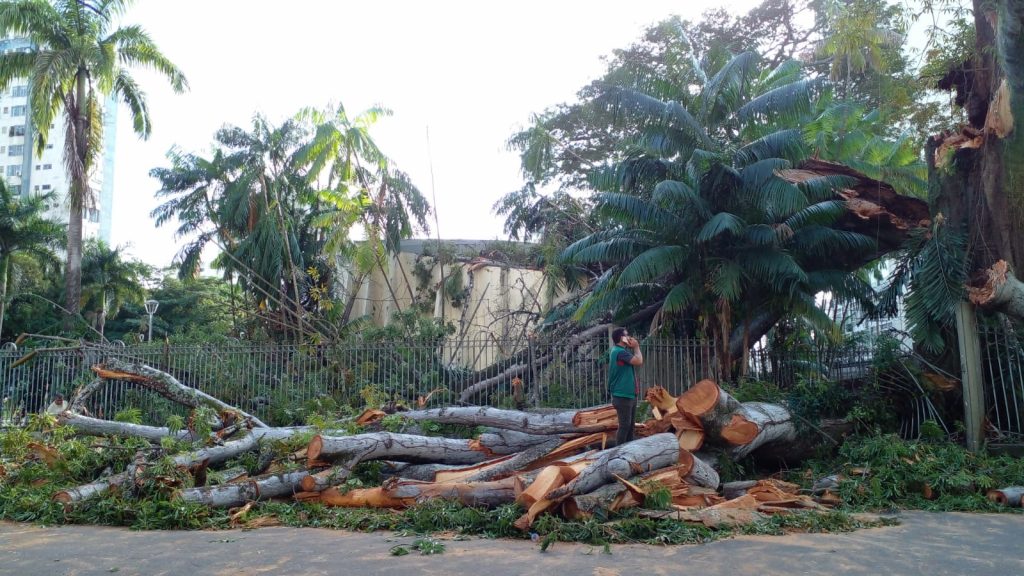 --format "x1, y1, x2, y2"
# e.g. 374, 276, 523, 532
144, 299, 159, 342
